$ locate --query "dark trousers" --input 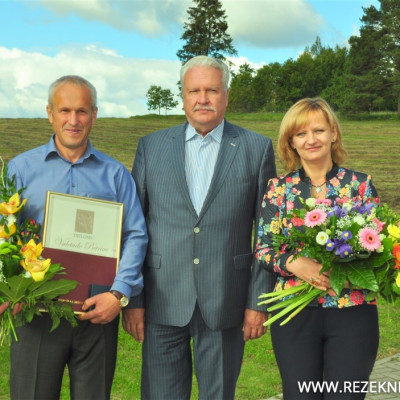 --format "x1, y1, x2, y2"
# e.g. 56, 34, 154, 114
271, 305, 379, 400
141, 304, 245, 400
10, 314, 119, 400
